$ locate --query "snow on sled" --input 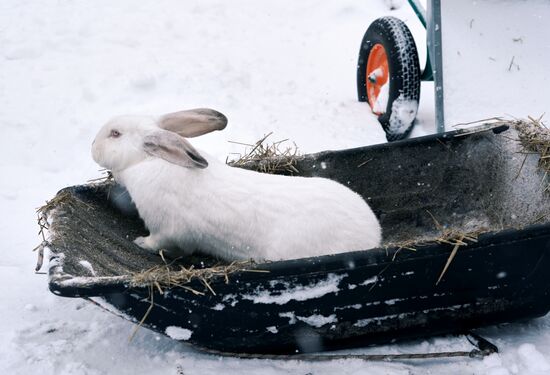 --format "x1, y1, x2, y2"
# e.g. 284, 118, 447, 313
43, 120, 550, 354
